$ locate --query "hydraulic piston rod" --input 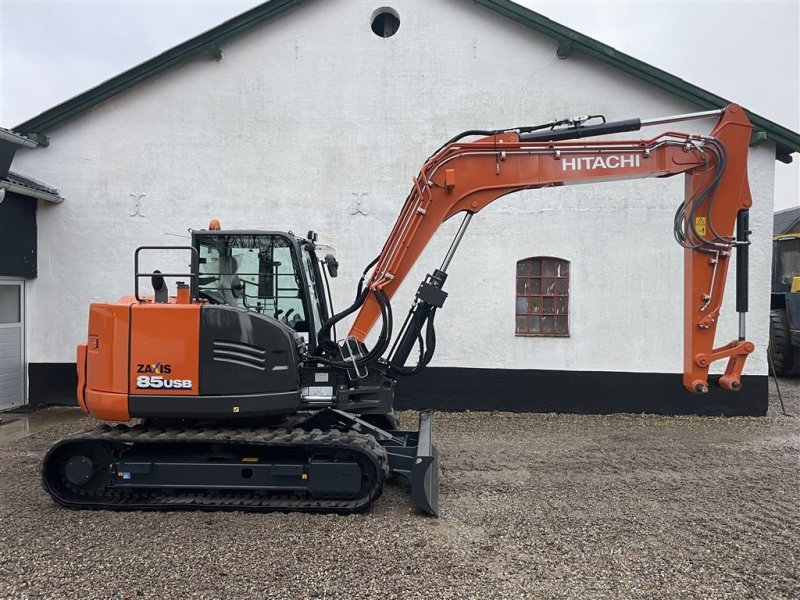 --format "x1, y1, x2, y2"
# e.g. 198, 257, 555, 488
736, 210, 750, 340
640, 109, 723, 127
389, 214, 475, 371
520, 108, 725, 143
440, 213, 474, 272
